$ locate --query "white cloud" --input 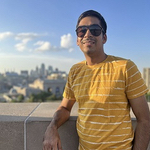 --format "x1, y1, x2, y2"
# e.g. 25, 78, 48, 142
15, 32, 40, 43
15, 42, 27, 52
34, 41, 51, 51
0, 32, 14, 40
15, 32, 40, 52
0, 31, 75, 53
60, 33, 74, 52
